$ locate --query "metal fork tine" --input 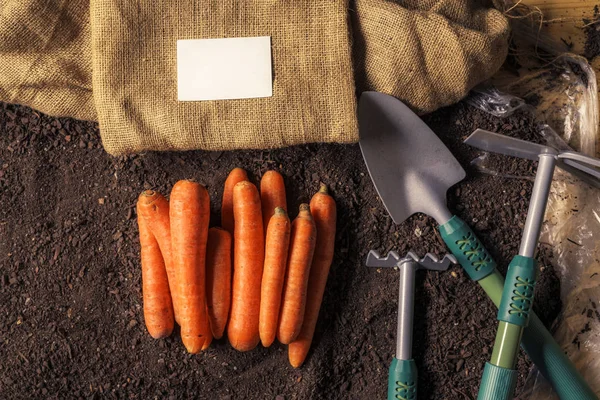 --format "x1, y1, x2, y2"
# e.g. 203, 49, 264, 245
366, 250, 401, 268
420, 253, 456, 271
